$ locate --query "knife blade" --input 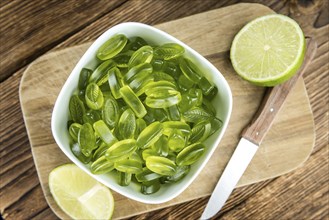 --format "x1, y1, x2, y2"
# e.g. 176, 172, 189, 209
201, 38, 316, 220
201, 138, 258, 220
